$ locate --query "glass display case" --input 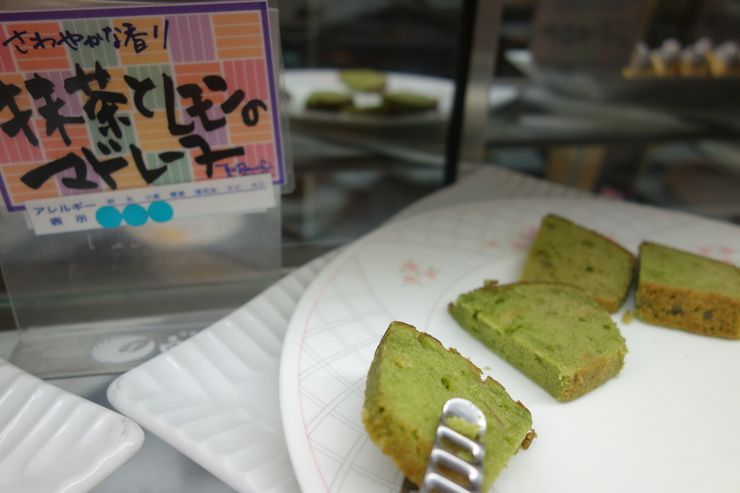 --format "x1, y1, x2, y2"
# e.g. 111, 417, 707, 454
279, 0, 740, 261
2, 0, 740, 349
1, 1, 739, 491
